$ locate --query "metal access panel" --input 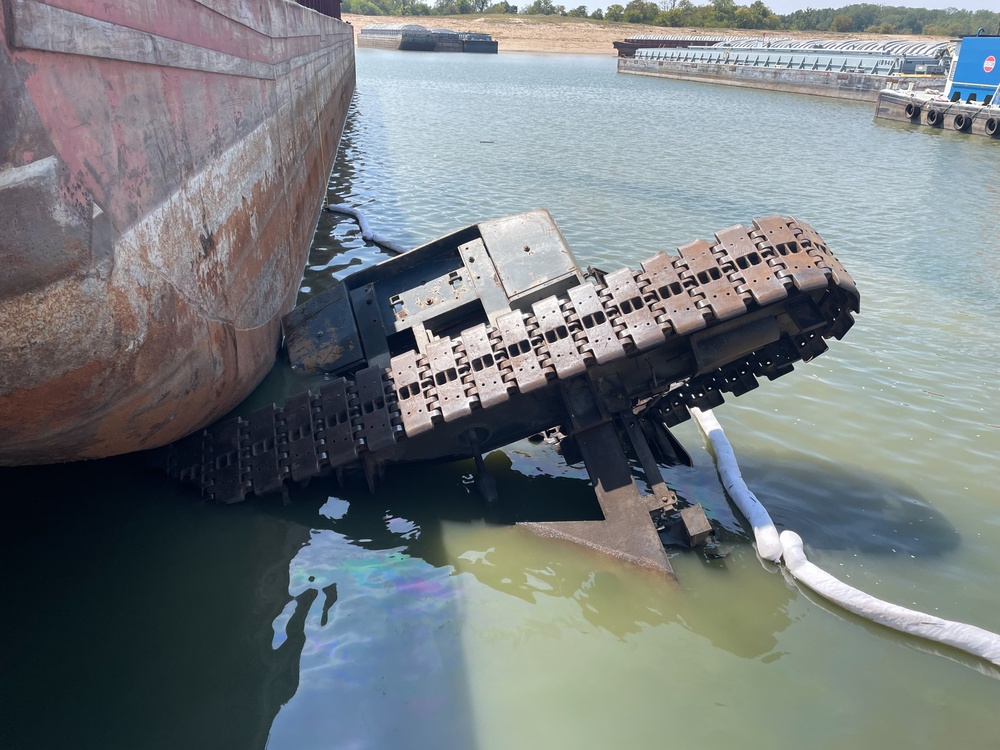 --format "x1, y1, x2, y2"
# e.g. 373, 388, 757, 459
947, 36, 1000, 103
282, 282, 365, 374
371, 253, 476, 334
479, 209, 583, 309
350, 284, 390, 370
458, 238, 511, 326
